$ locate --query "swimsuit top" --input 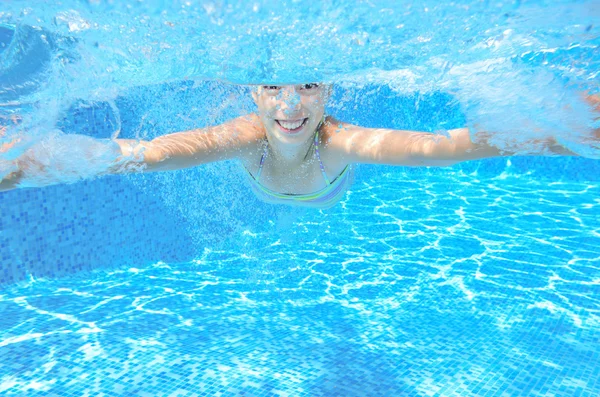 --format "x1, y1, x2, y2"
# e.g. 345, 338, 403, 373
245, 131, 352, 209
